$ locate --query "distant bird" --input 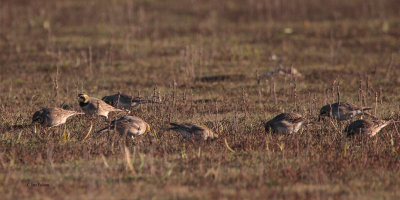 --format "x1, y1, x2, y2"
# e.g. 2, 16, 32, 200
97, 116, 150, 138
32, 107, 83, 127
319, 102, 373, 121
168, 123, 218, 141
345, 119, 390, 137
78, 93, 123, 118
101, 93, 159, 110
262, 65, 303, 78
264, 113, 307, 134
